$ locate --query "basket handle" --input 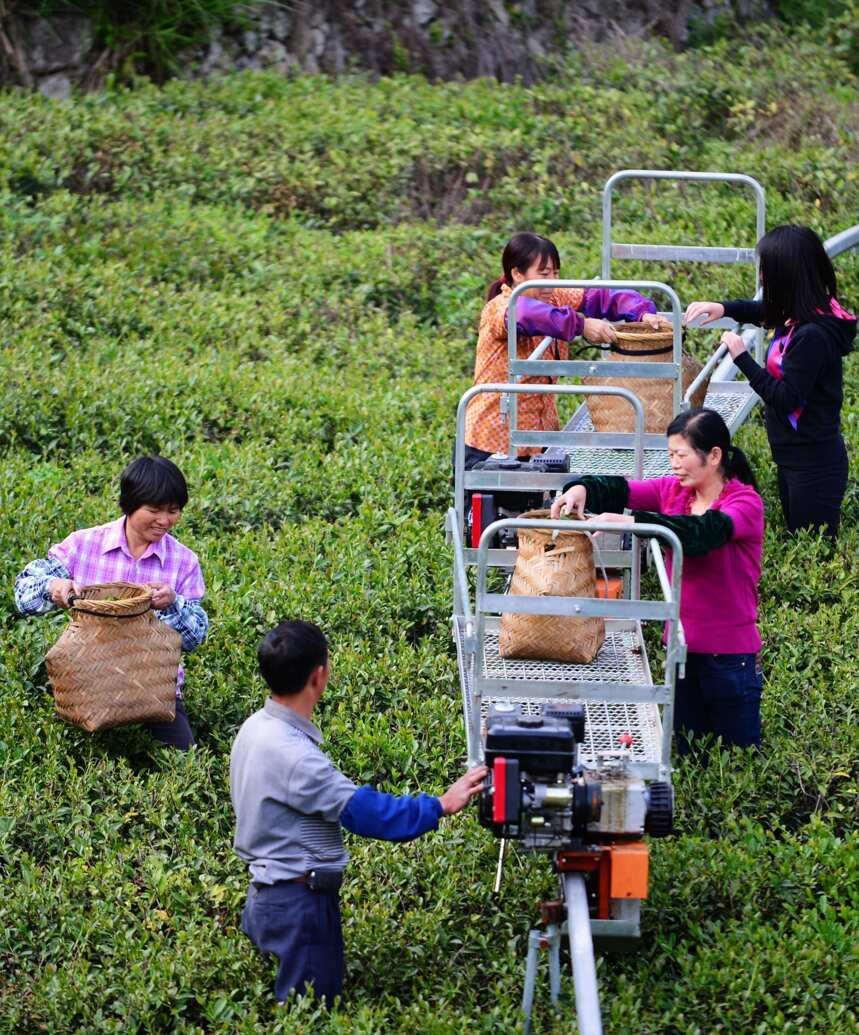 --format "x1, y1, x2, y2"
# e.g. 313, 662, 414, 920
570, 341, 673, 358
